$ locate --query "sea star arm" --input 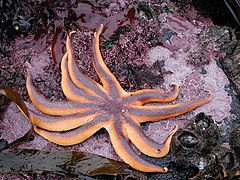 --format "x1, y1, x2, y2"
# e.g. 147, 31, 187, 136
26, 70, 93, 116
124, 115, 178, 157
33, 114, 111, 146
106, 118, 168, 173
128, 95, 212, 123
66, 32, 108, 99
61, 52, 102, 102
29, 109, 102, 131
122, 82, 179, 105
93, 24, 126, 98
